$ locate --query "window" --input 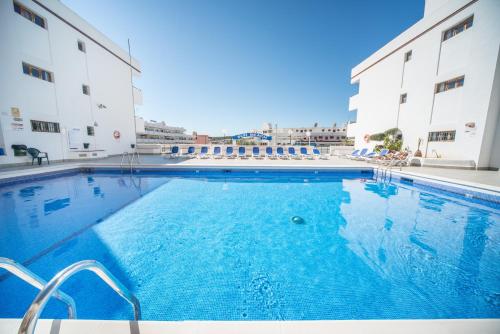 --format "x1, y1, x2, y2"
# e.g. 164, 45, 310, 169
400, 93, 407, 104
435, 76, 465, 93
87, 126, 95, 136
404, 50, 412, 62
22, 62, 53, 82
82, 84, 90, 95
428, 130, 456, 142
443, 16, 473, 41
31, 120, 60, 133
13, 2, 46, 29
77, 40, 86, 53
